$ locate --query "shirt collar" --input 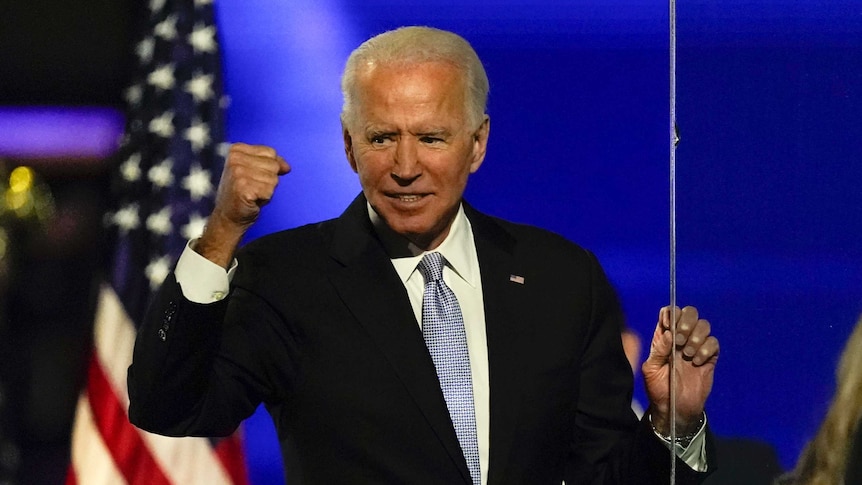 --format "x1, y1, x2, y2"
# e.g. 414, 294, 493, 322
368, 202, 479, 288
